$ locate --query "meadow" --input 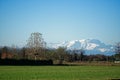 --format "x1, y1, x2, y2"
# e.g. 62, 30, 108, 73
0, 65, 120, 80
